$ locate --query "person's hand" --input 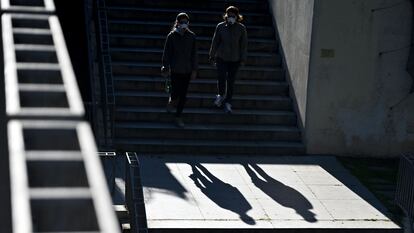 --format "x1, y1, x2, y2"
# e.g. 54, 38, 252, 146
191, 70, 197, 80
161, 66, 170, 78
